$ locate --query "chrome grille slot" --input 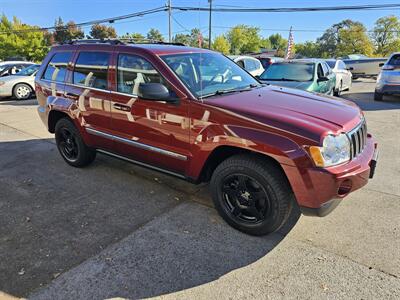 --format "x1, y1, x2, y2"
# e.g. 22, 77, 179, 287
348, 119, 367, 159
